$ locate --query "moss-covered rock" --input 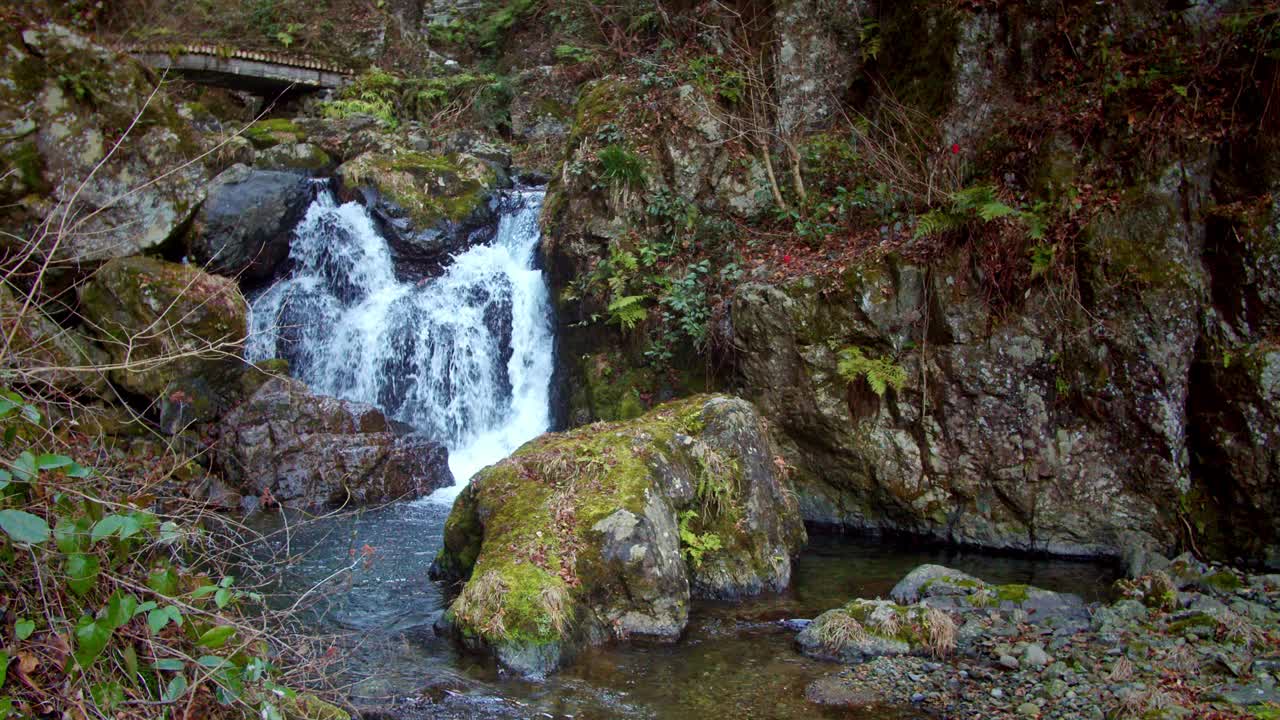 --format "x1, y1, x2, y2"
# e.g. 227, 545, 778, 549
79, 256, 248, 420
0, 25, 206, 262
336, 149, 500, 277
796, 599, 956, 663
431, 394, 805, 678
889, 564, 1086, 619
241, 118, 307, 149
